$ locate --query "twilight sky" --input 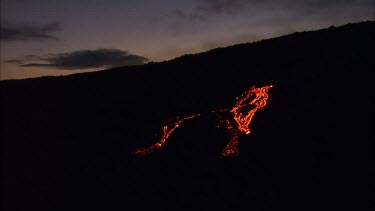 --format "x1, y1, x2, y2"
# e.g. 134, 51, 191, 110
1, 0, 373, 80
